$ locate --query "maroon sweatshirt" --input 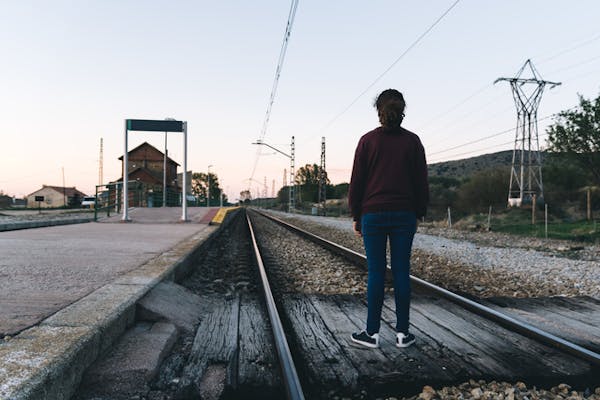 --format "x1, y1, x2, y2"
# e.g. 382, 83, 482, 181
348, 126, 429, 222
